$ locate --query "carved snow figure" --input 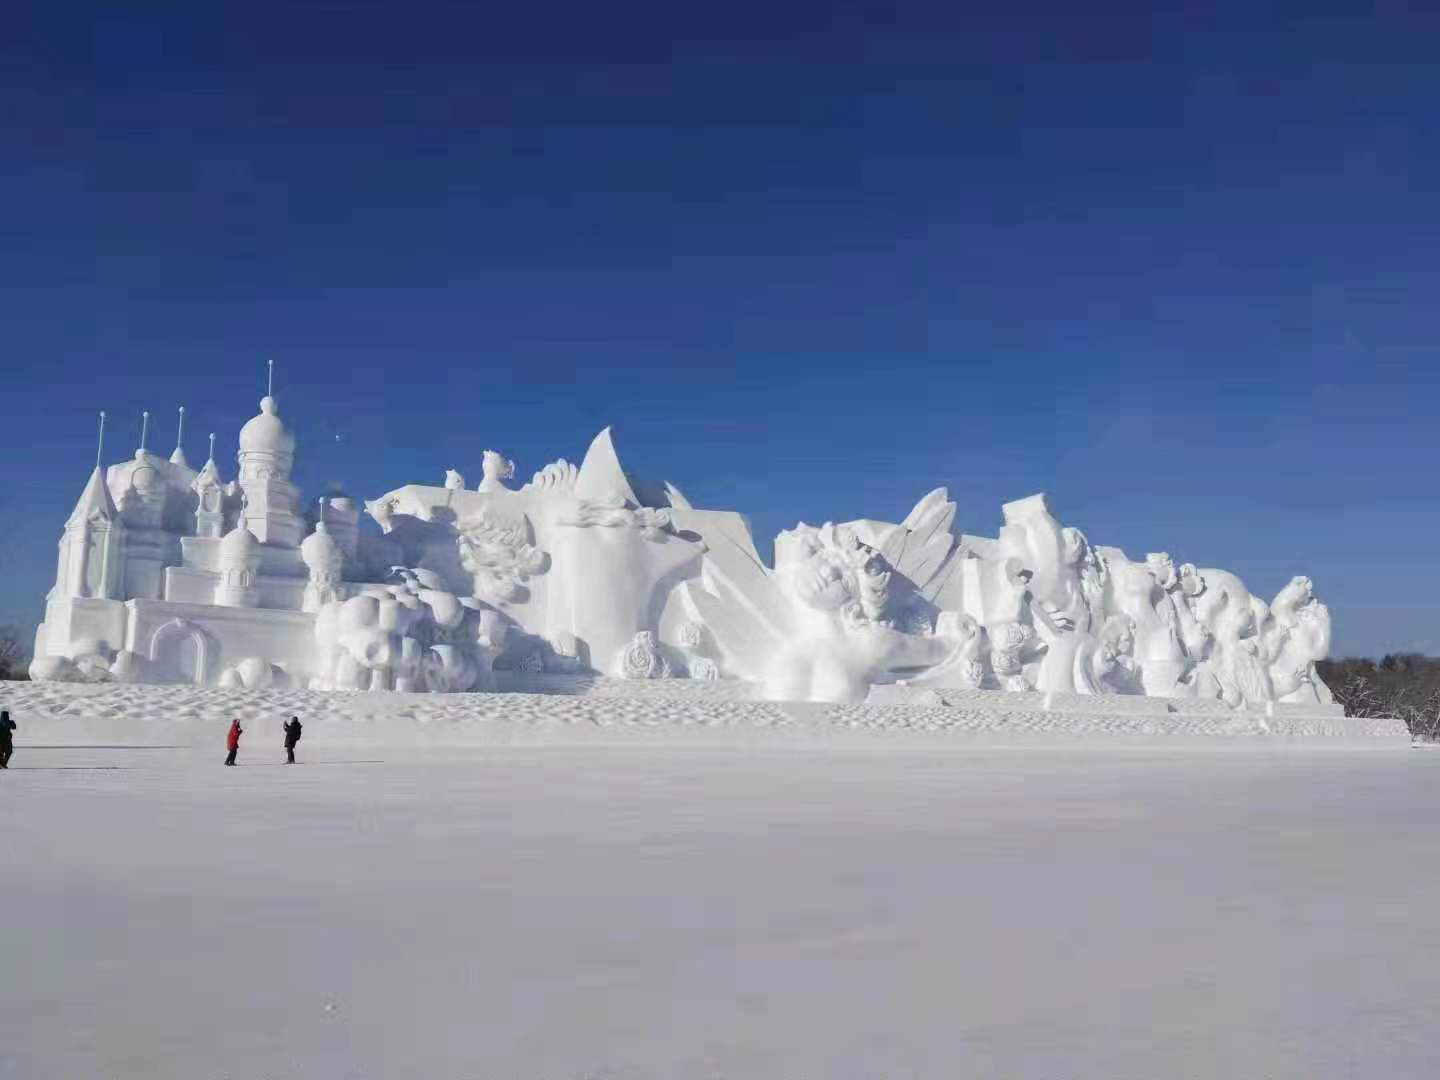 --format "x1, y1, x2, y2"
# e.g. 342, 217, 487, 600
443, 469, 465, 491
1104, 551, 1190, 698
985, 559, 1039, 692
477, 450, 516, 493
1269, 597, 1334, 704
1186, 573, 1272, 708
912, 612, 987, 690
456, 508, 547, 604
619, 630, 671, 679
312, 567, 482, 693
1258, 576, 1334, 705
1070, 614, 1140, 695
365, 495, 398, 534
686, 656, 720, 680
673, 620, 721, 680
690, 518, 972, 704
